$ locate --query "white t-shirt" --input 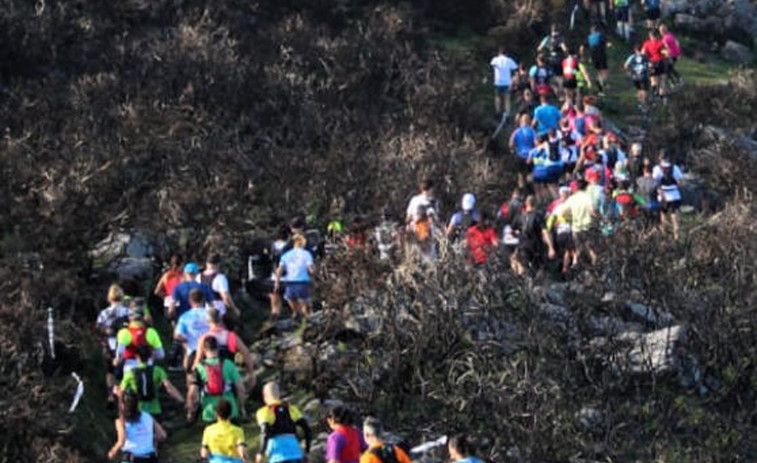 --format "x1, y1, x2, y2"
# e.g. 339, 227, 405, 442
196, 272, 229, 313
175, 307, 210, 353
406, 193, 431, 221
652, 164, 684, 182
490, 55, 518, 87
